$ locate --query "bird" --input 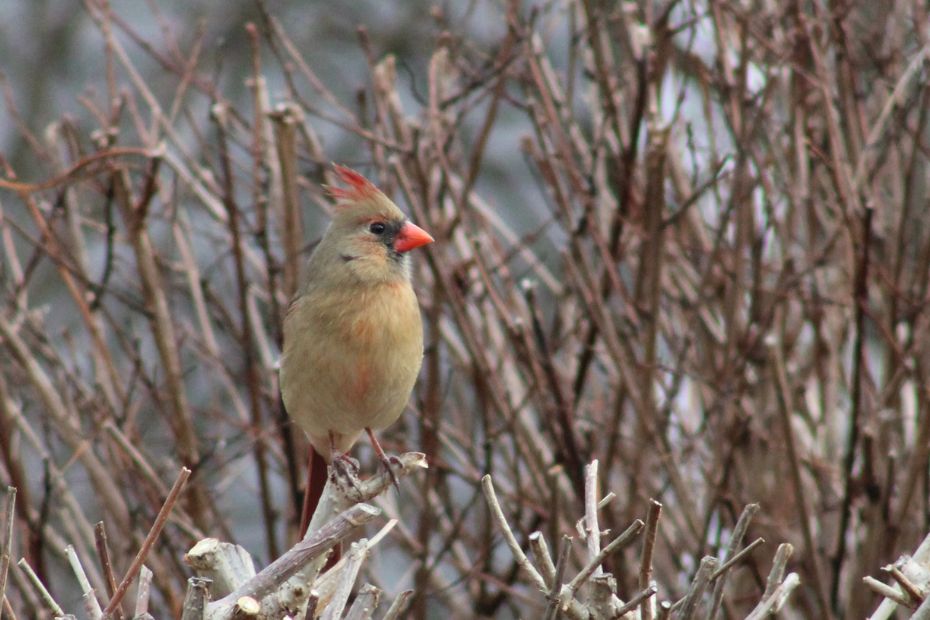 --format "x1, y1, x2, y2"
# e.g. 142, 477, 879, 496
280, 164, 433, 532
